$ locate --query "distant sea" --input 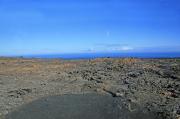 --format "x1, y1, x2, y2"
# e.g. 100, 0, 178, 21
24, 52, 180, 59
